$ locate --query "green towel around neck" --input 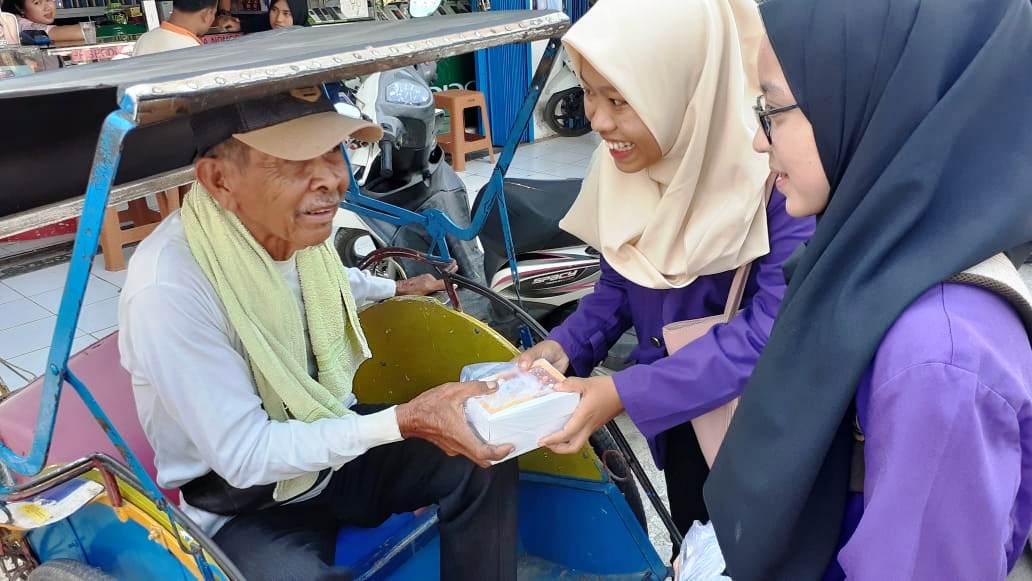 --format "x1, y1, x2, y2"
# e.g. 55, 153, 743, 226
182, 184, 371, 502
